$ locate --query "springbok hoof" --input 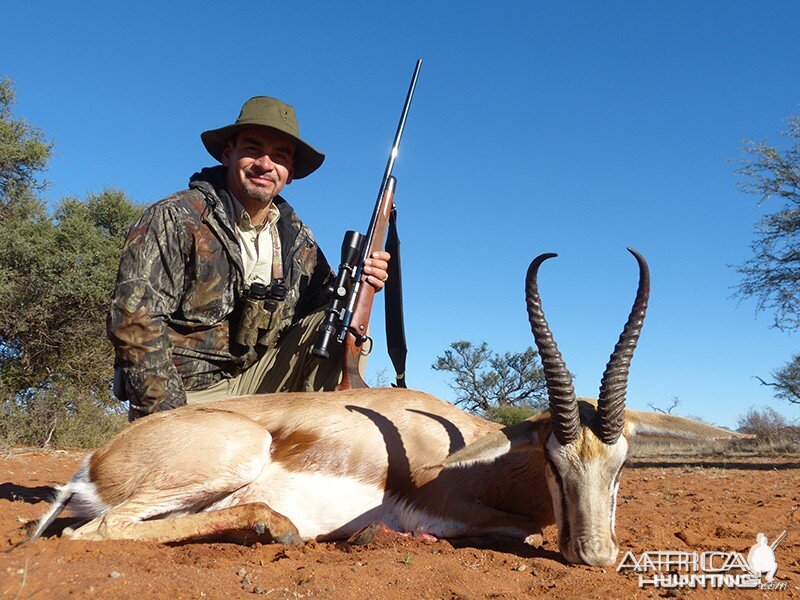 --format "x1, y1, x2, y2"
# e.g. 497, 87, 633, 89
347, 522, 397, 545
274, 531, 304, 546
524, 532, 543, 547
347, 522, 435, 545
412, 531, 438, 543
